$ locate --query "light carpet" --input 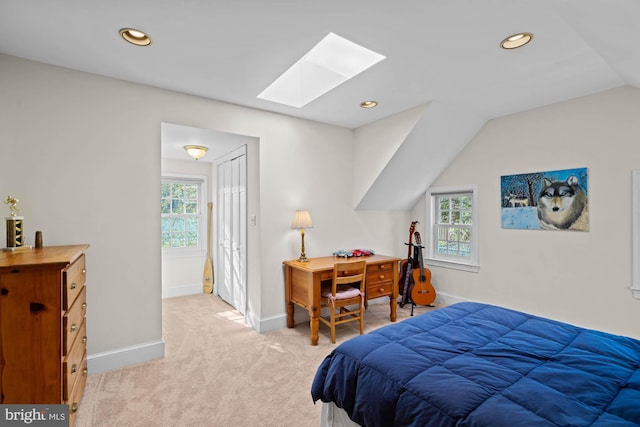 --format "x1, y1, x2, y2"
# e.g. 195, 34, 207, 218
75, 294, 436, 427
